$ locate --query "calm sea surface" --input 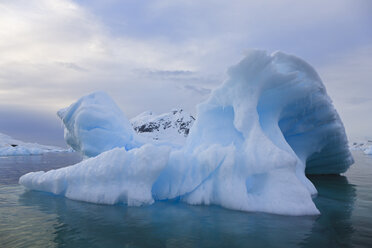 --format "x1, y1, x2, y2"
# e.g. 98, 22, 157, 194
0, 151, 371, 248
